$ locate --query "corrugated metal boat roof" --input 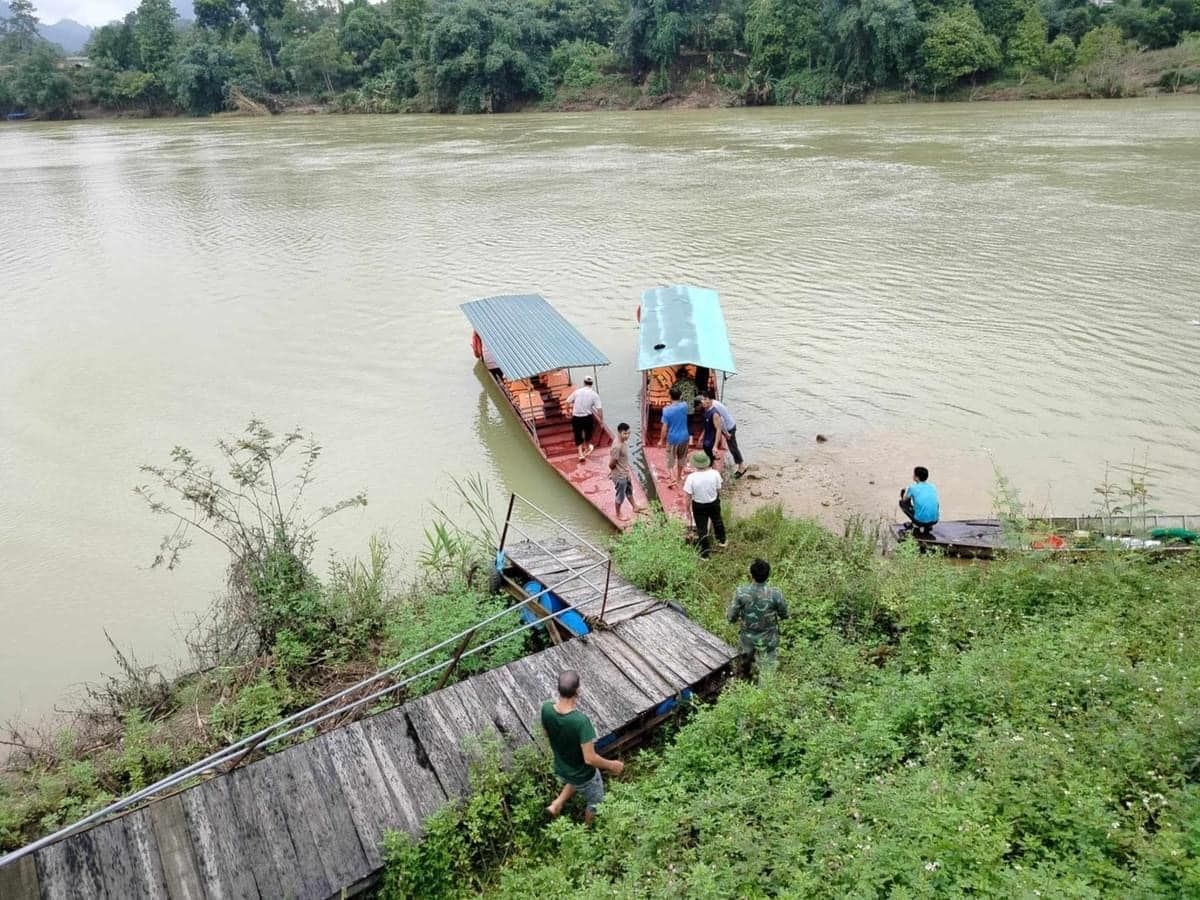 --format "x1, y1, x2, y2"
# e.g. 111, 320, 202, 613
461, 294, 610, 381
637, 284, 737, 374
